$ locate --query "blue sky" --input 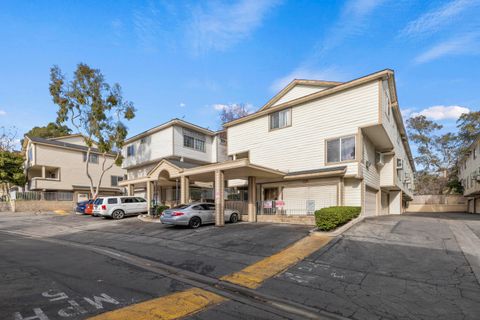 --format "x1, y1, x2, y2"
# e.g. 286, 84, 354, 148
0, 0, 479, 141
